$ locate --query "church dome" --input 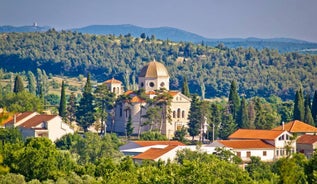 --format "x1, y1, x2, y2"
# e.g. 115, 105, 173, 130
139, 61, 169, 78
